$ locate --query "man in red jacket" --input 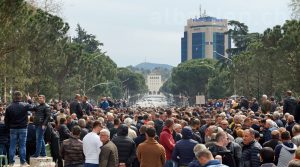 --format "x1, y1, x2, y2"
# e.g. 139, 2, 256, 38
159, 118, 175, 167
